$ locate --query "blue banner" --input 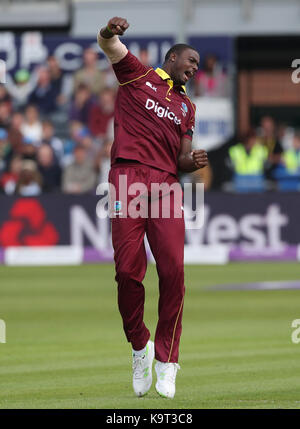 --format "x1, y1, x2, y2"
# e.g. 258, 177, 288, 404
0, 32, 175, 74
0, 32, 234, 76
